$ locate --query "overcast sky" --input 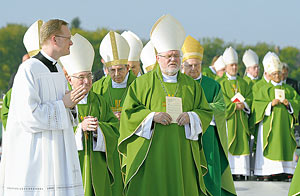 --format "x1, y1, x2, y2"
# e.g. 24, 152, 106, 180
1, 0, 299, 48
